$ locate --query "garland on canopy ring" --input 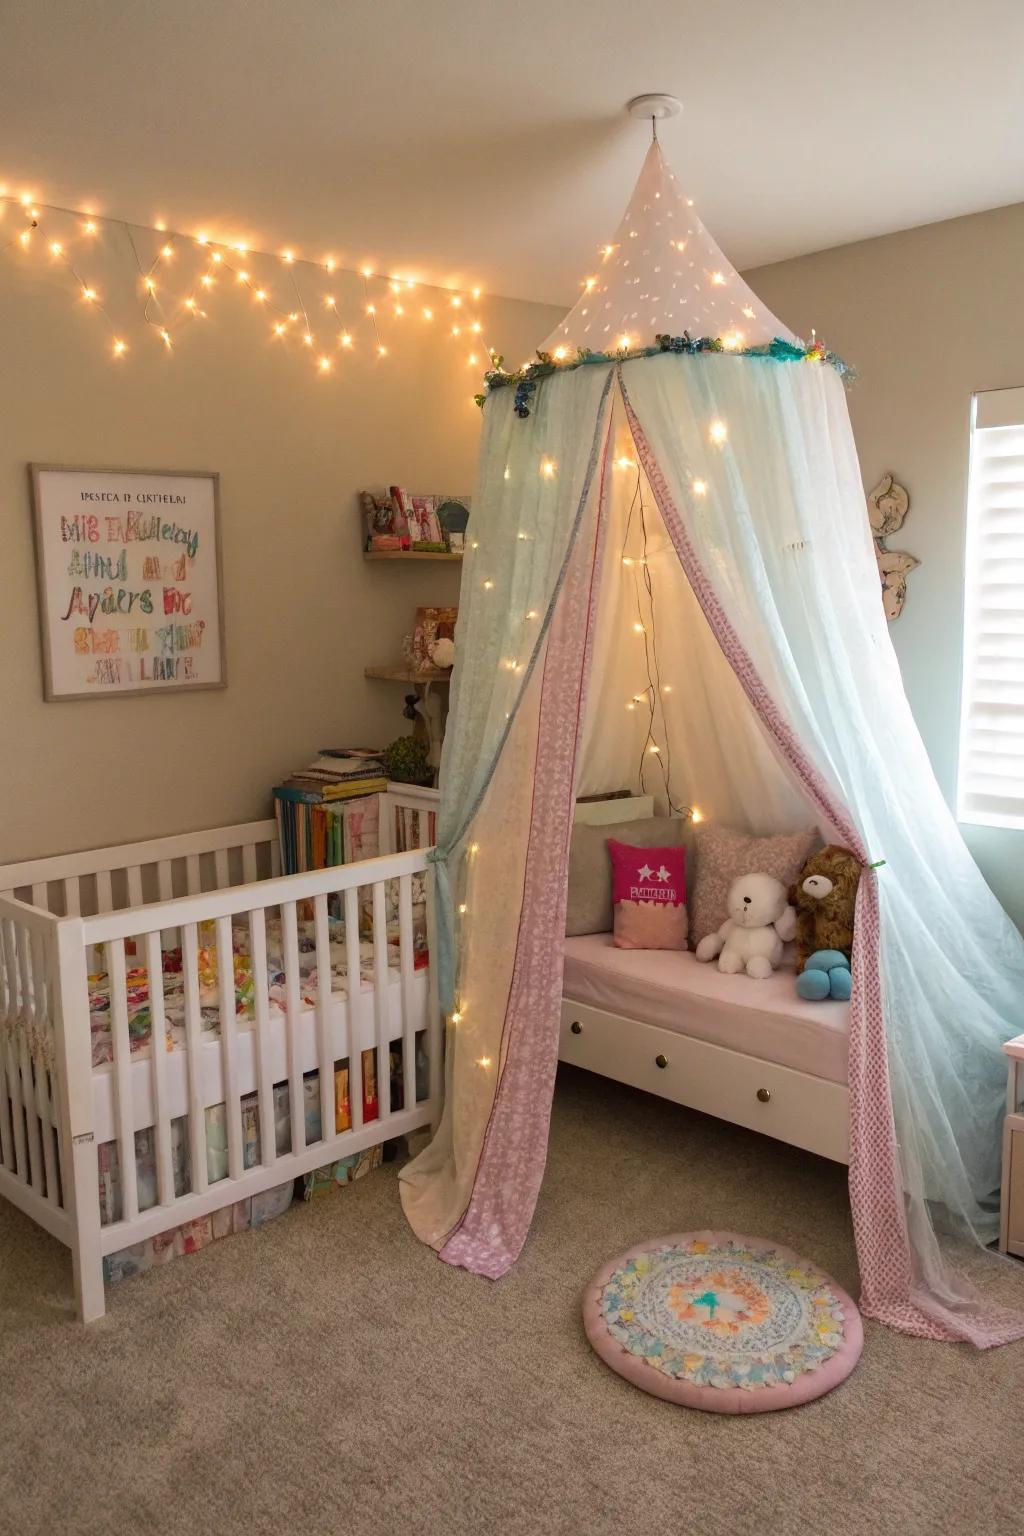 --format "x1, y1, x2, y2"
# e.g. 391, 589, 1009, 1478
475, 334, 854, 418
